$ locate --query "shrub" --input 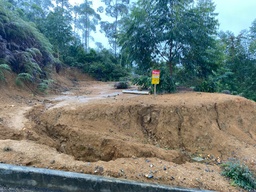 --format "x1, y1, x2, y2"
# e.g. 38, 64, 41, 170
37, 79, 53, 94
15, 73, 33, 87
194, 79, 217, 93
157, 67, 176, 93
131, 75, 151, 90
221, 160, 256, 190
132, 65, 176, 93
87, 62, 128, 81
0, 64, 11, 81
